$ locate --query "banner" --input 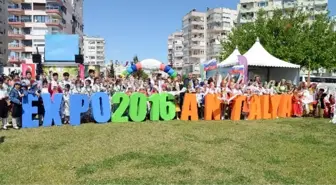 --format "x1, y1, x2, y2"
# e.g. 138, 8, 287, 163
21, 93, 295, 128
21, 63, 36, 78
238, 55, 248, 84
79, 64, 85, 79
